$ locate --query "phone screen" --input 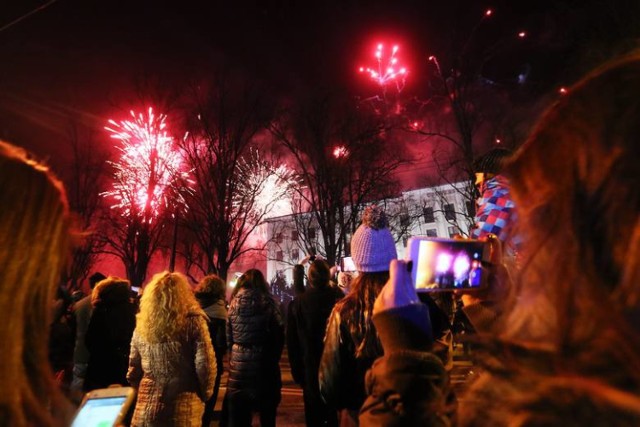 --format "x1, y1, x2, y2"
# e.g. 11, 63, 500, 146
71, 396, 128, 427
341, 256, 356, 272
409, 238, 486, 291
